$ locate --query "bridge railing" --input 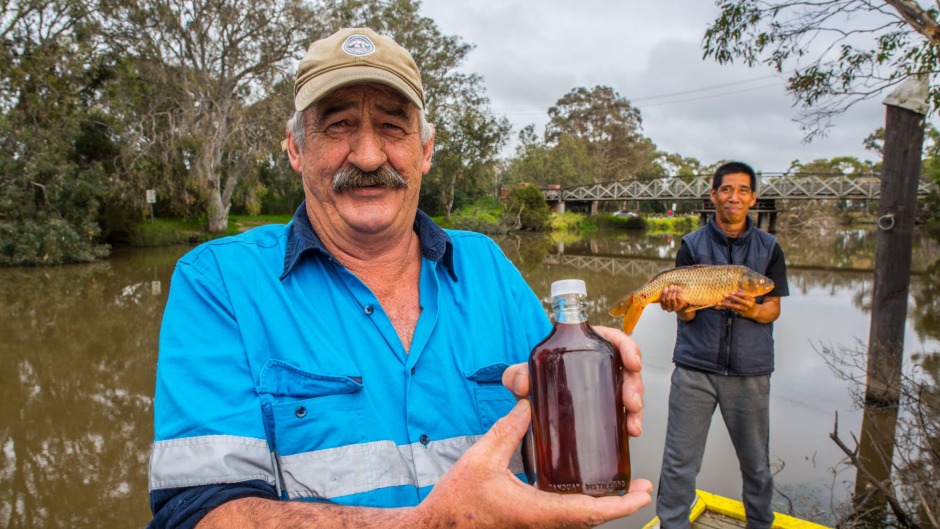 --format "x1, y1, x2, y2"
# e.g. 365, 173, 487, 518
541, 174, 936, 202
